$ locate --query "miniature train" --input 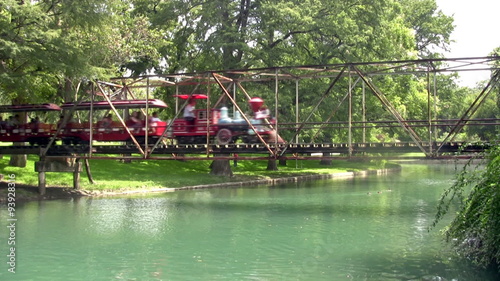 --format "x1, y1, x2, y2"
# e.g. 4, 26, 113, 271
0, 97, 282, 146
